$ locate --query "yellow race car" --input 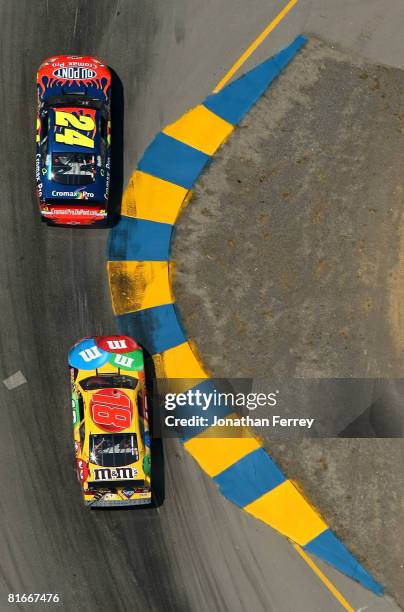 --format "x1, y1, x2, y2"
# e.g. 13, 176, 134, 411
68, 335, 151, 507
